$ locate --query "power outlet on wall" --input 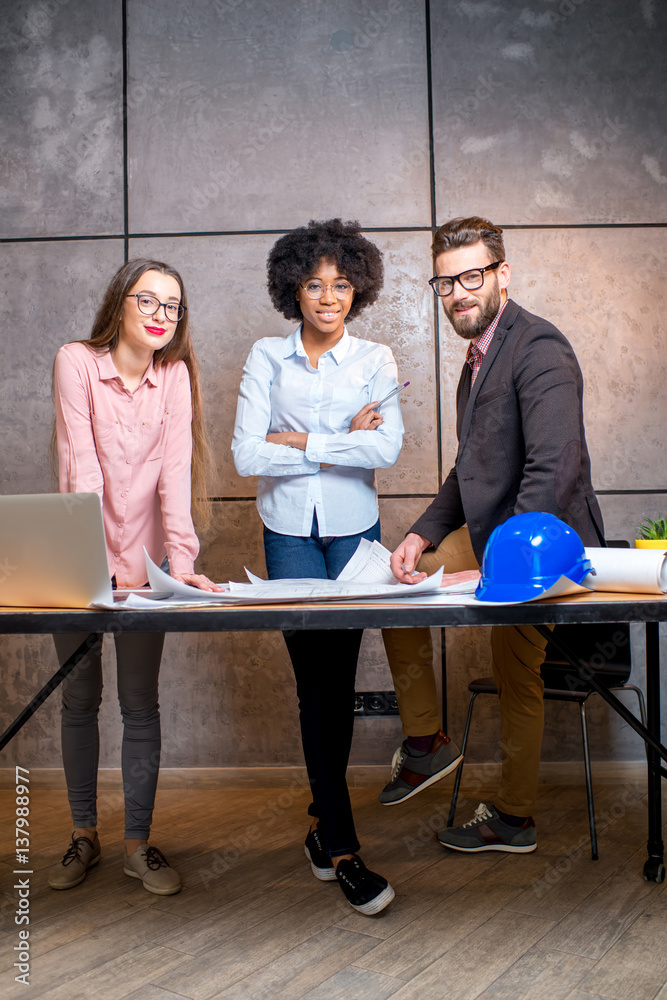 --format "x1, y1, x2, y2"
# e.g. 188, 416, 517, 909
353, 691, 399, 716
